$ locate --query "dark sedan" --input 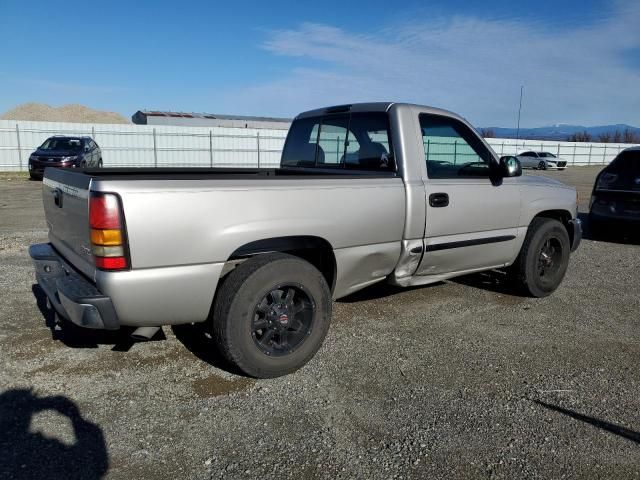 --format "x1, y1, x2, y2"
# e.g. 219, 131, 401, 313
28, 136, 102, 180
589, 147, 640, 233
